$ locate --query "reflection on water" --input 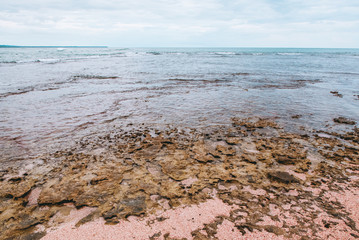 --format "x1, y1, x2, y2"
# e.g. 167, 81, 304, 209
0, 48, 358, 160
